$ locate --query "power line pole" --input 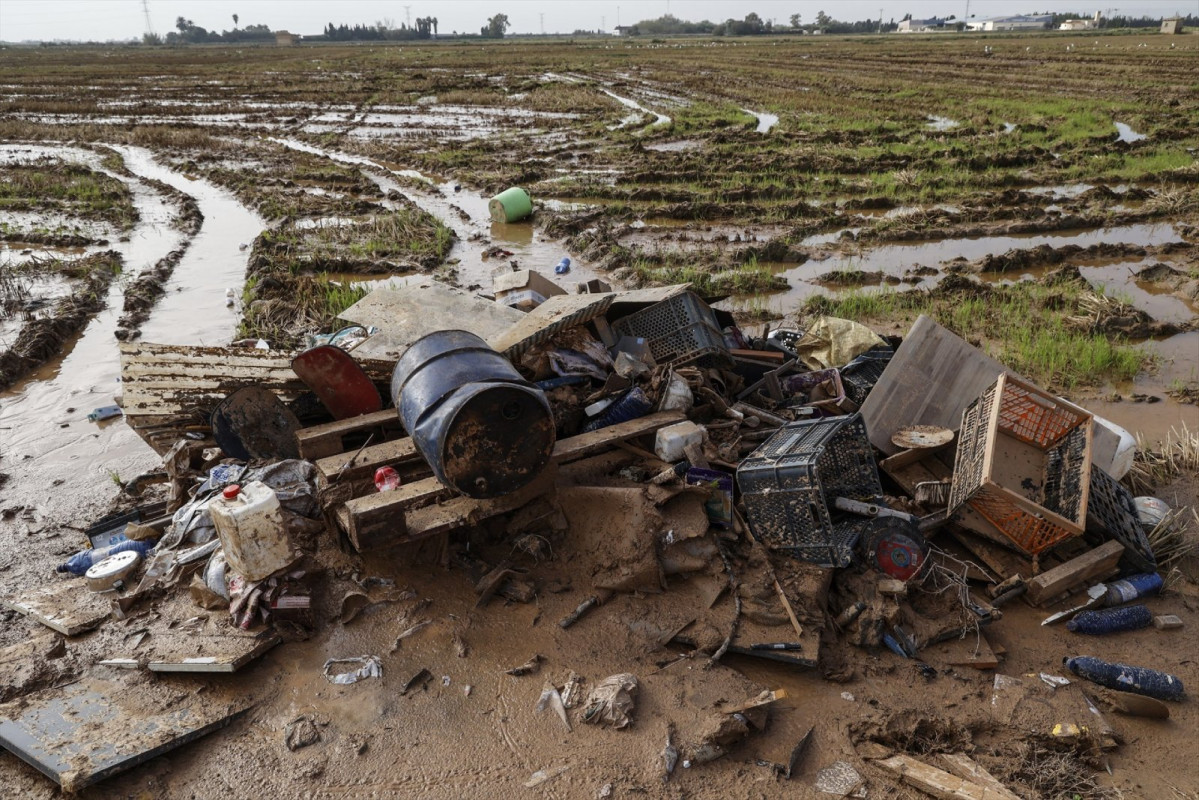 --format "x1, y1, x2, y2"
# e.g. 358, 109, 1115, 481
141, 0, 155, 36
879, 7, 884, 33
601, 15, 606, 32
403, 5, 411, 27
540, 13, 545, 34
